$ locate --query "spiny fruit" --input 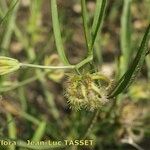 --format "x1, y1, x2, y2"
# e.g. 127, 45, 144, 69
64, 73, 110, 111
